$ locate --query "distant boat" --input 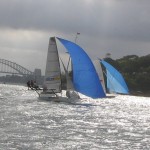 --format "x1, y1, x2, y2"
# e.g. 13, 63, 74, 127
100, 60, 129, 94
38, 37, 106, 100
